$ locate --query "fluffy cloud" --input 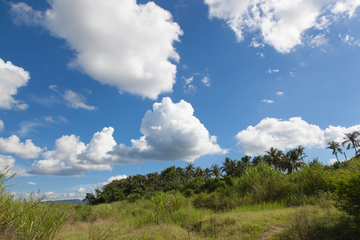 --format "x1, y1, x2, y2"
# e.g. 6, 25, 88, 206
30, 134, 112, 176
30, 97, 226, 176
276, 92, 284, 96
236, 117, 360, 155
110, 97, 226, 162
98, 175, 127, 189
0, 135, 43, 159
204, 0, 360, 53
27, 181, 36, 185
262, 99, 274, 103
0, 120, 3, 131
0, 58, 29, 110
11, 0, 183, 99
0, 155, 15, 169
